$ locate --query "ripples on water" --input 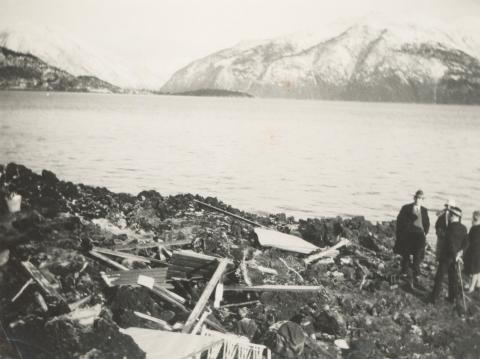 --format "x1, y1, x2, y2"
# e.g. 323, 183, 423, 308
1, 91, 479, 231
